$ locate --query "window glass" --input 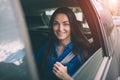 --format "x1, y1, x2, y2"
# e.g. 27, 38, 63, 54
0, 0, 34, 80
